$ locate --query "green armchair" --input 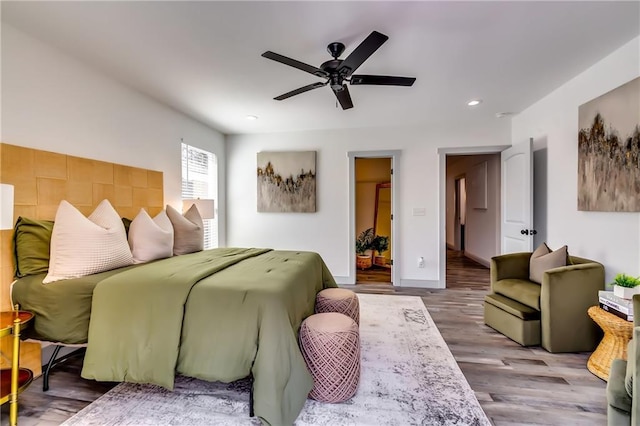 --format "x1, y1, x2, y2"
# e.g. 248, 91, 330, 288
607, 294, 639, 426
484, 252, 604, 353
